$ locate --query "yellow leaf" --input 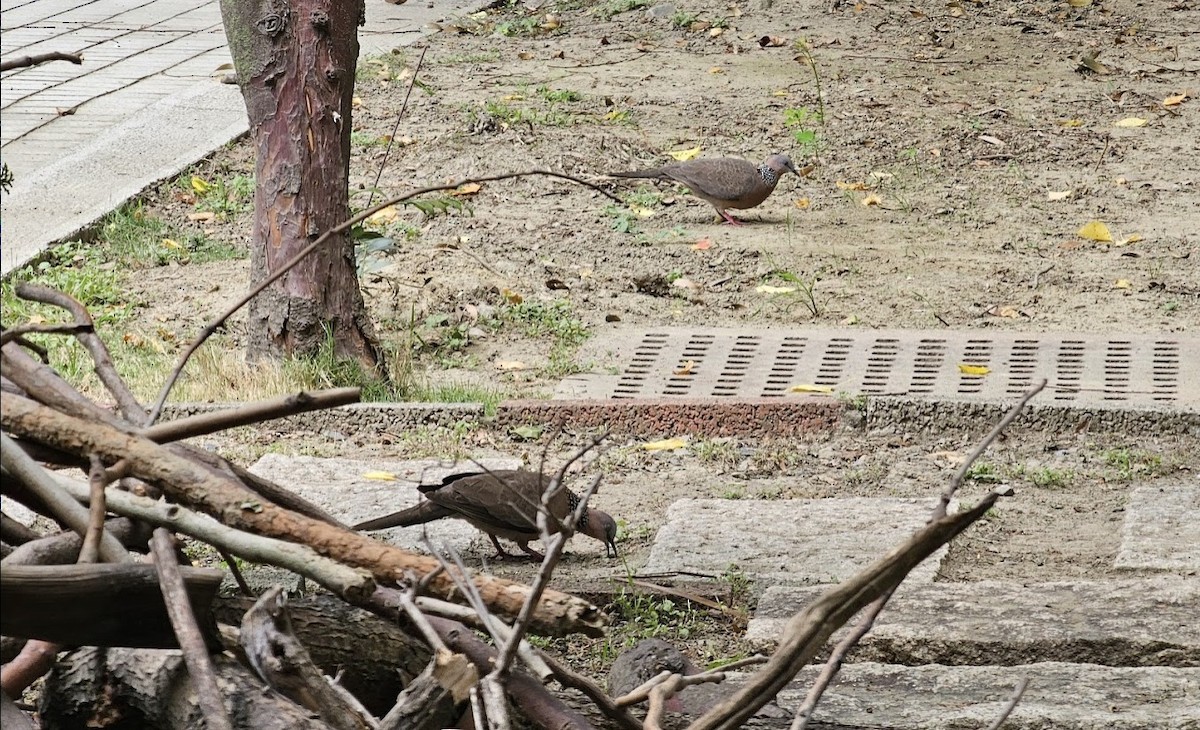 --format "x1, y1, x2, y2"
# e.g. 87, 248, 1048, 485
958, 364, 990, 376
630, 205, 656, 218
1078, 220, 1113, 242
362, 471, 397, 481
794, 198, 811, 209
1114, 117, 1147, 128
162, 238, 182, 249
841, 314, 859, 326
673, 360, 696, 375
708, 66, 724, 74
1163, 93, 1187, 107
352, 96, 363, 107
1058, 118, 1083, 127
501, 94, 524, 101
1116, 233, 1143, 246
1113, 279, 1131, 289
772, 89, 788, 97
641, 437, 687, 451
517, 51, 535, 60
836, 181, 869, 191
1047, 190, 1072, 201
367, 206, 398, 225
668, 146, 702, 162
190, 176, 211, 194
756, 284, 796, 295
451, 182, 482, 196
1067, 0, 1092, 7
861, 193, 882, 206
787, 384, 835, 394
495, 360, 527, 371
500, 288, 523, 304
540, 14, 561, 30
